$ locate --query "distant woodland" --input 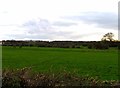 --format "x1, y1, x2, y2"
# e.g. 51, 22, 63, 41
2, 40, 120, 49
